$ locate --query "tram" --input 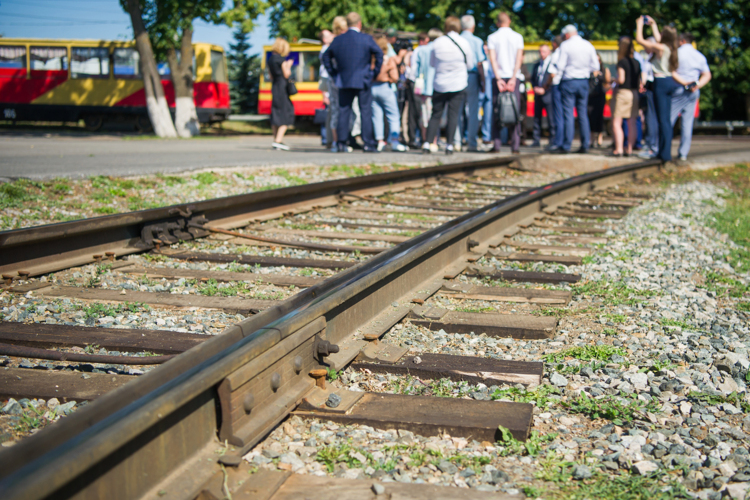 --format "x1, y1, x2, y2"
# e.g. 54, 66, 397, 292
0, 38, 230, 130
